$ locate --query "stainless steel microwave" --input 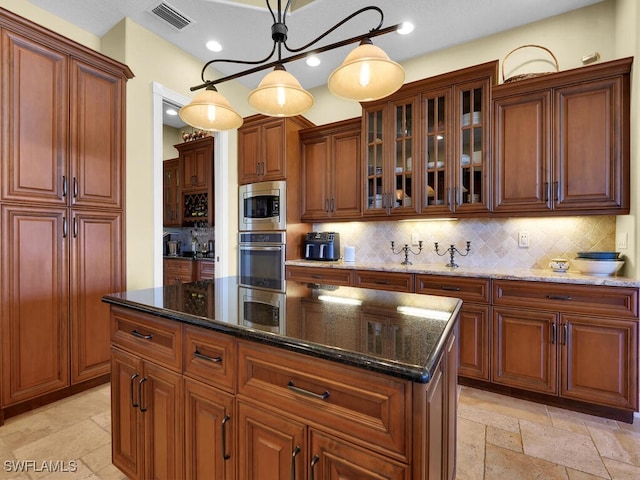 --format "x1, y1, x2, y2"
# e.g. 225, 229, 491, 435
239, 180, 286, 231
